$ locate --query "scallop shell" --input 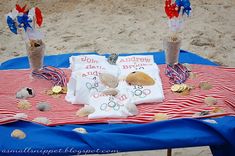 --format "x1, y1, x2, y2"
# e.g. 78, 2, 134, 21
199, 82, 212, 90
17, 100, 32, 110
204, 97, 217, 106
76, 105, 95, 117
32, 117, 51, 125
102, 89, 119, 96
73, 128, 88, 134
14, 113, 28, 119
153, 113, 169, 121
107, 53, 118, 65
99, 73, 119, 88
11, 129, 26, 139
126, 71, 155, 86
